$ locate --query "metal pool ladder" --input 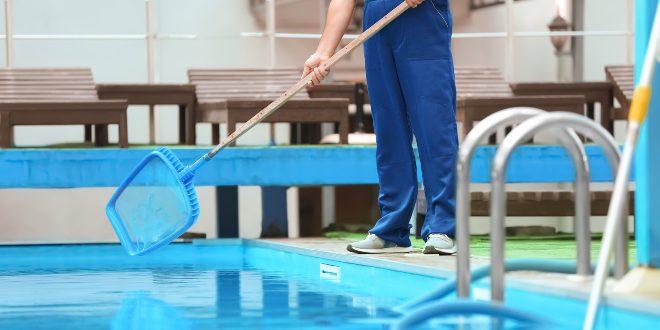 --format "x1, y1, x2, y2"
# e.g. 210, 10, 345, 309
456, 109, 629, 302
392, 109, 631, 329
